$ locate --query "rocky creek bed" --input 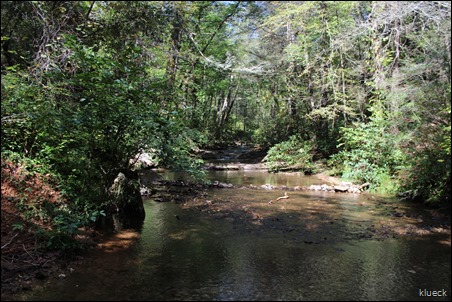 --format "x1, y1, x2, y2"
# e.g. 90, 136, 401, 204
141, 178, 451, 245
138, 144, 450, 245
